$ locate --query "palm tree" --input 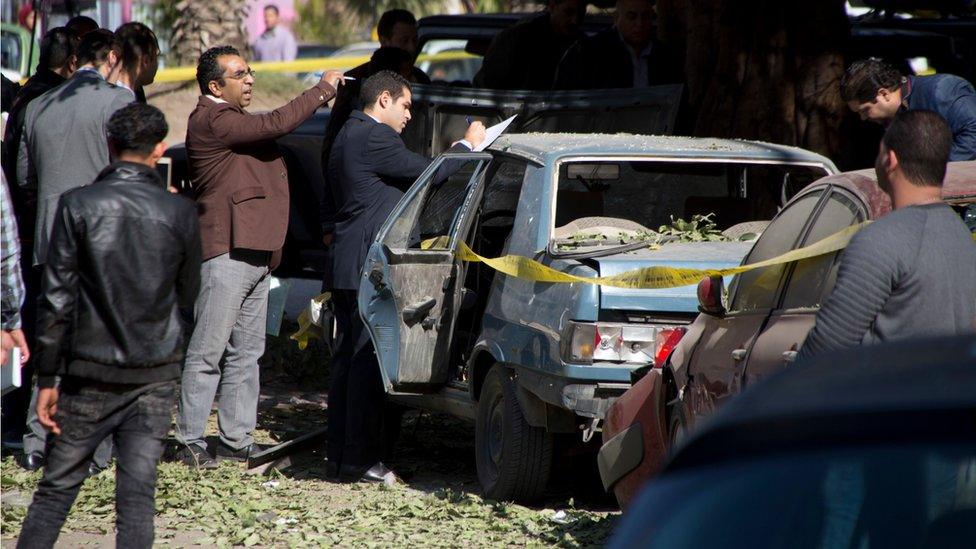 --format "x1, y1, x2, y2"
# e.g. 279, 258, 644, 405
168, 0, 251, 66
